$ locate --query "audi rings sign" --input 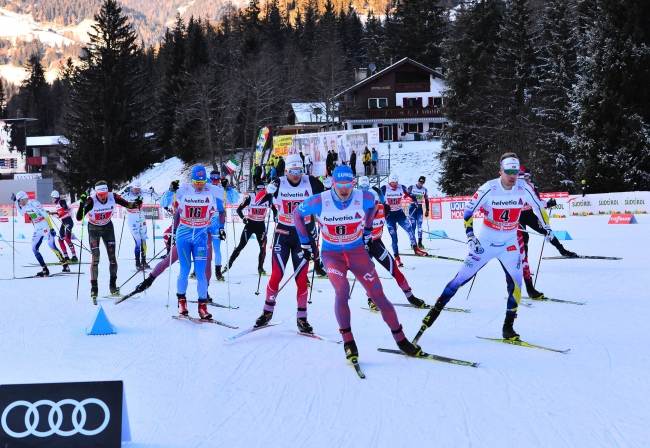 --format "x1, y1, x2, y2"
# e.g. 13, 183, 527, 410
0, 380, 127, 448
